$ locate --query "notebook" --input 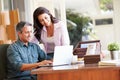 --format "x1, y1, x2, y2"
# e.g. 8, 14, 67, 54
39, 45, 73, 67
98, 60, 120, 66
